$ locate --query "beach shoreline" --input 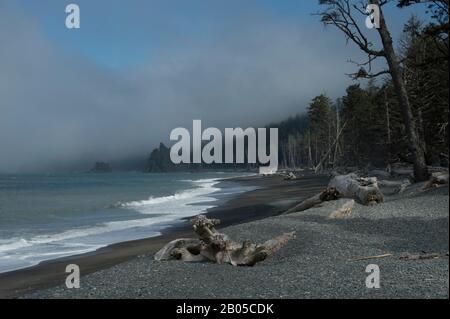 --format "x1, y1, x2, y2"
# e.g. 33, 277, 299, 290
0, 173, 329, 298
